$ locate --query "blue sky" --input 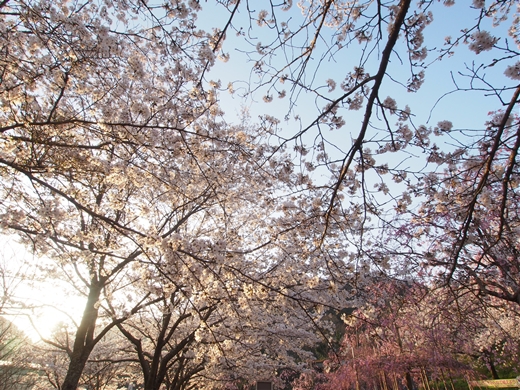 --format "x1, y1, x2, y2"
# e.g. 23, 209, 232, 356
187, 0, 520, 206
199, 1, 517, 137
